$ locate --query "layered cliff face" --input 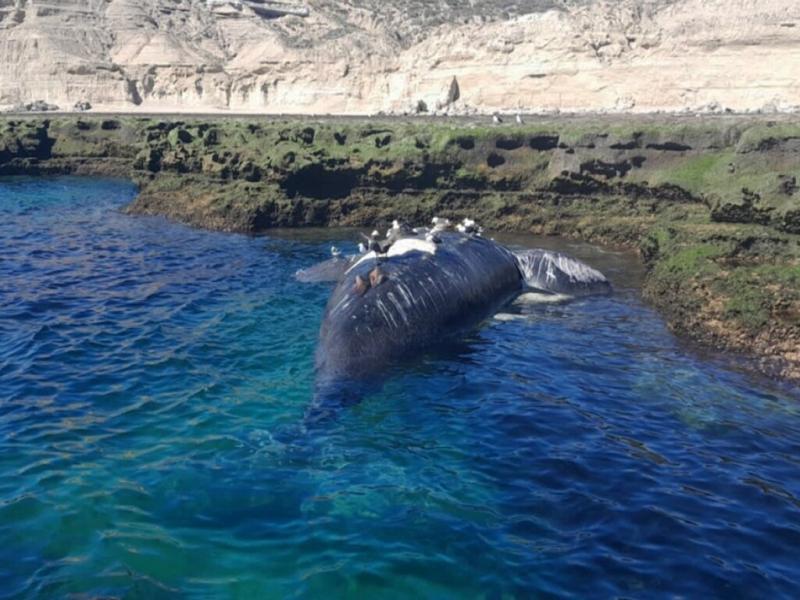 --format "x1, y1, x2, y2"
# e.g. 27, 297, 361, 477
0, 0, 798, 114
